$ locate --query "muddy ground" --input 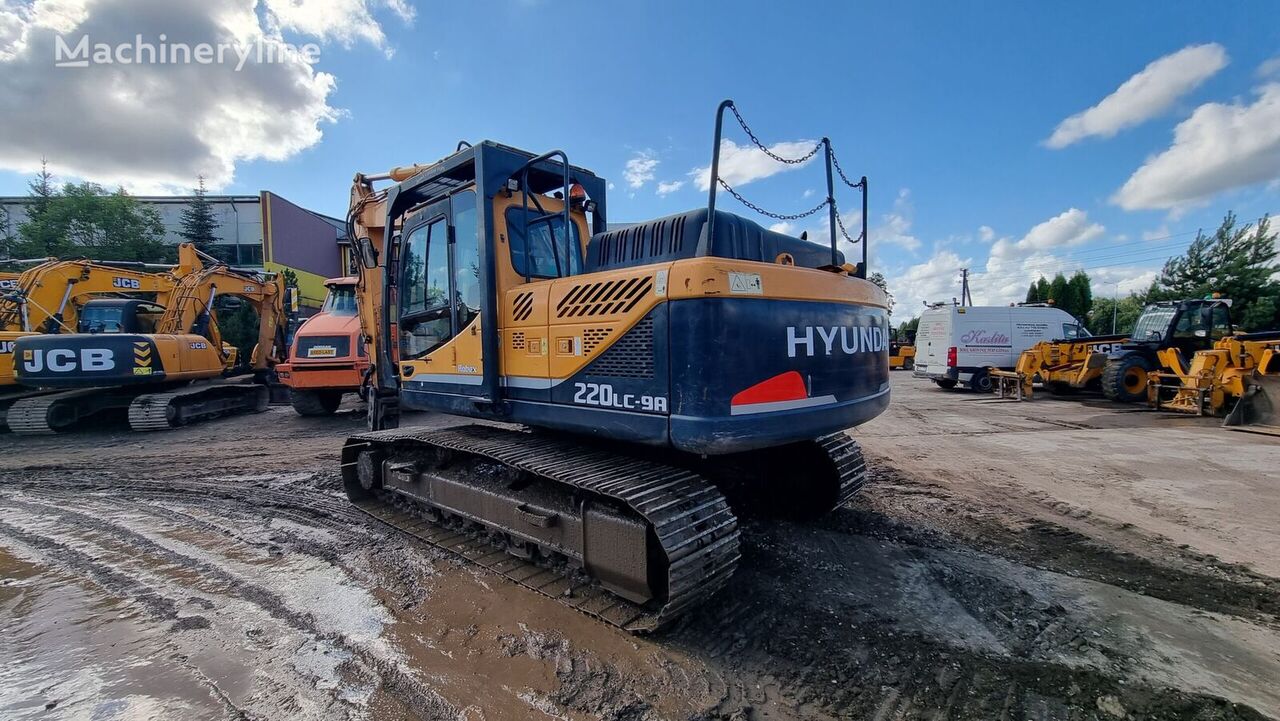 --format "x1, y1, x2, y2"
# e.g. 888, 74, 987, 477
1, 375, 1278, 720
